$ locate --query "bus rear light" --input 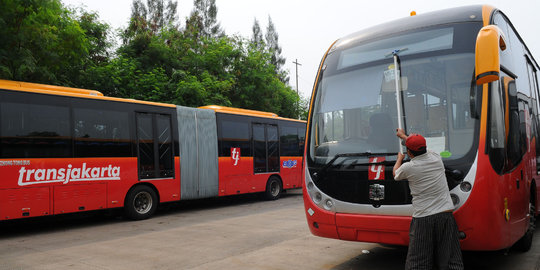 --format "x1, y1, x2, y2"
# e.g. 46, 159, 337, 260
460, 181, 472, 192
